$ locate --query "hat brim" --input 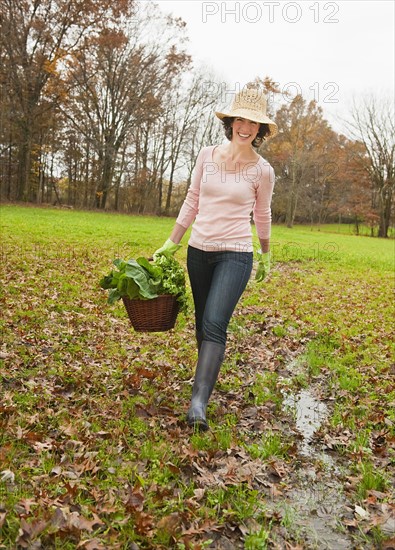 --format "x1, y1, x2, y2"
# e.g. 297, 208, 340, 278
215, 108, 278, 138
